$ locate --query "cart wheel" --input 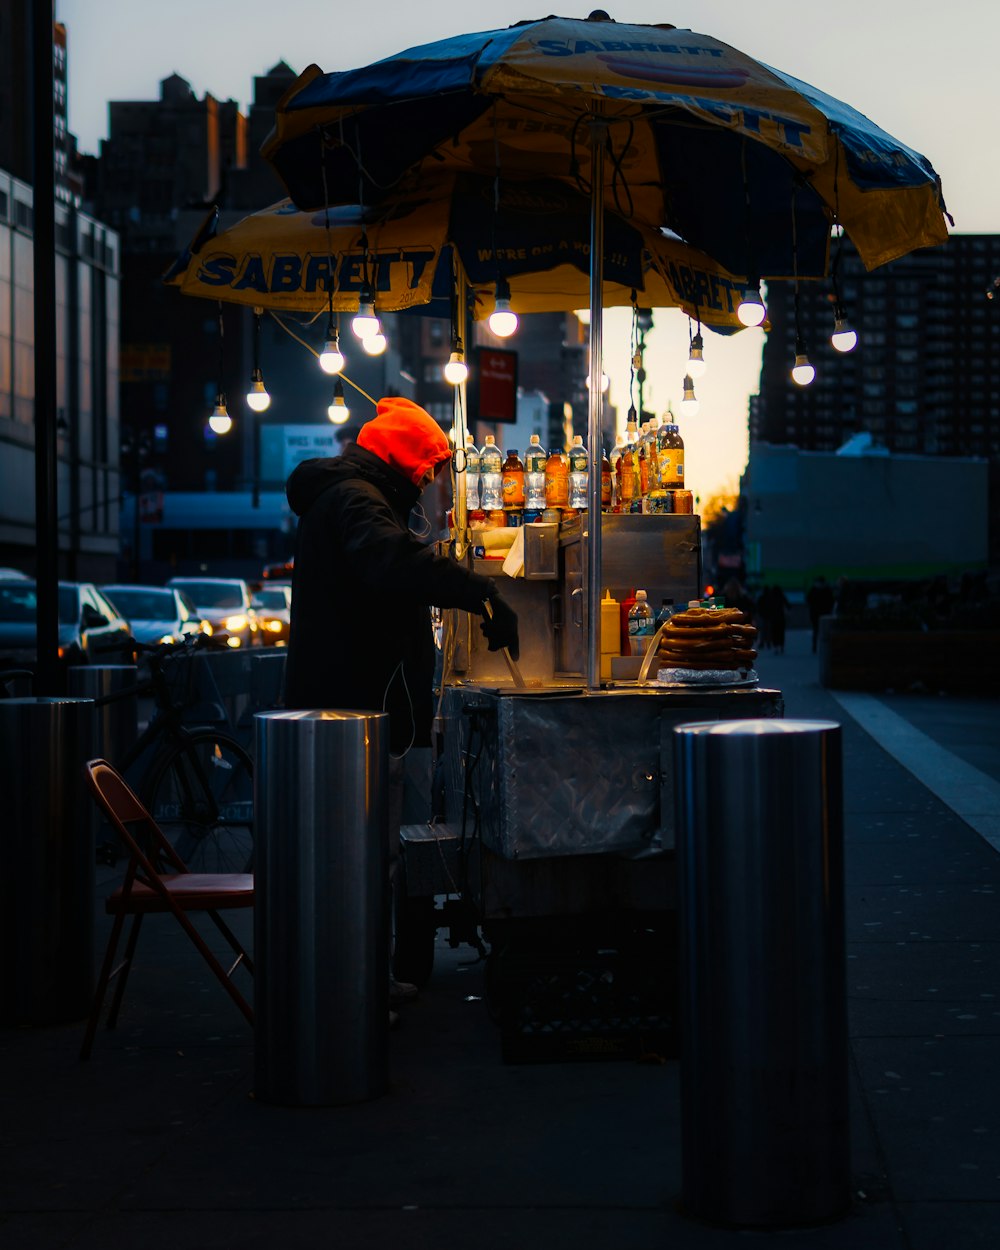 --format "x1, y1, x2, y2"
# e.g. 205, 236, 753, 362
392, 894, 437, 988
